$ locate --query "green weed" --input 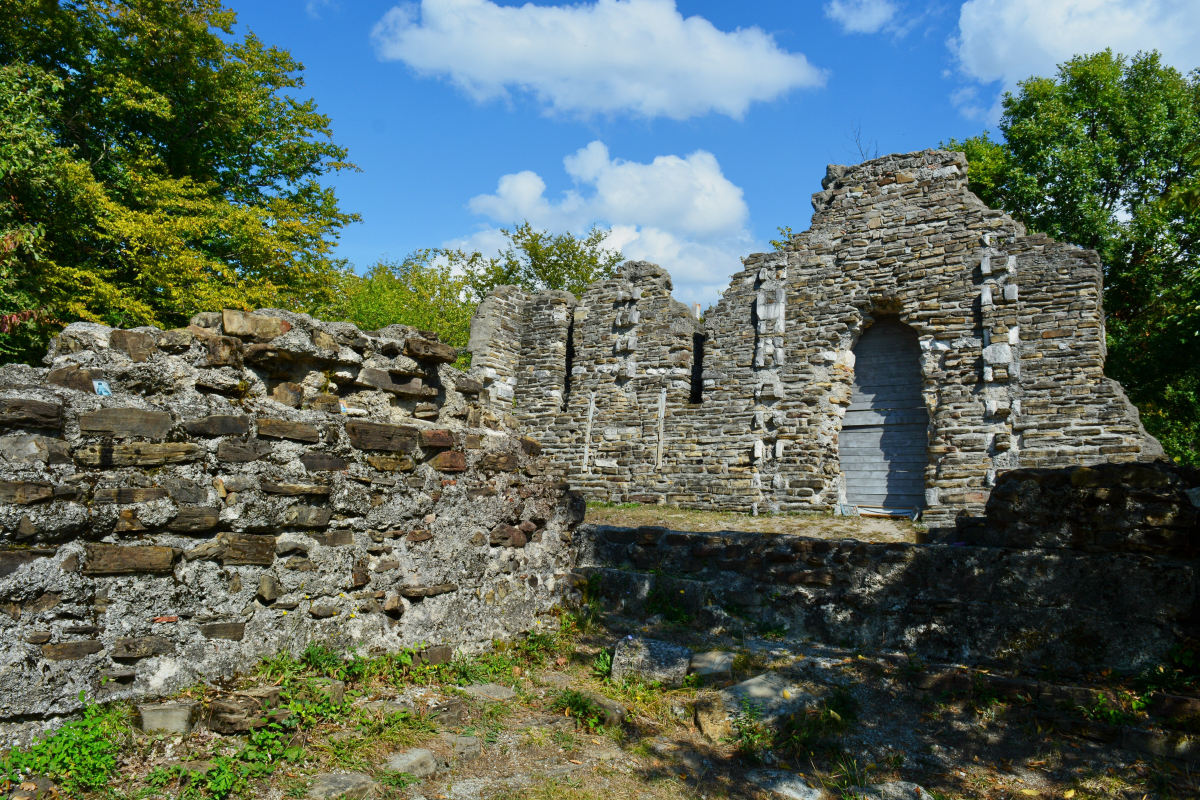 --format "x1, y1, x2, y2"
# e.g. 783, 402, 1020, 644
2, 693, 129, 795
550, 690, 606, 732
775, 687, 858, 758
591, 650, 613, 681
729, 697, 771, 762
